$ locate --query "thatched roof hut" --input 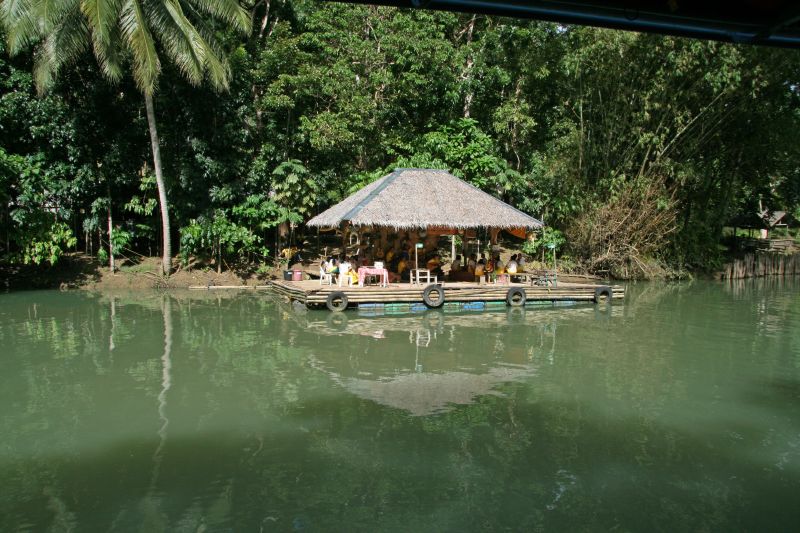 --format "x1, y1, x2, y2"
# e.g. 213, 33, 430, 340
307, 168, 543, 230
